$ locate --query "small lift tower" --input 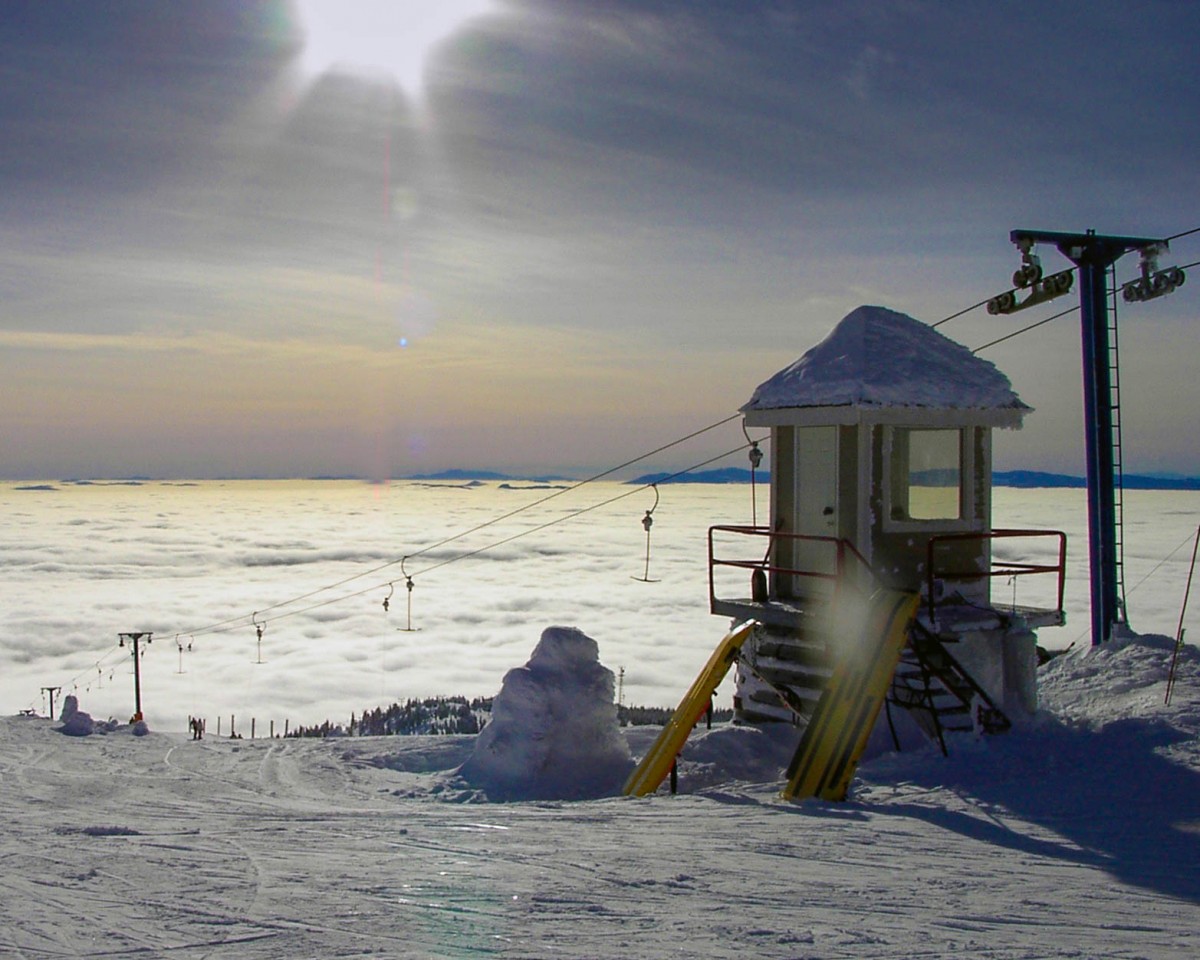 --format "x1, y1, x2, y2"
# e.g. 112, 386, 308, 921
119, 632, 152, 722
